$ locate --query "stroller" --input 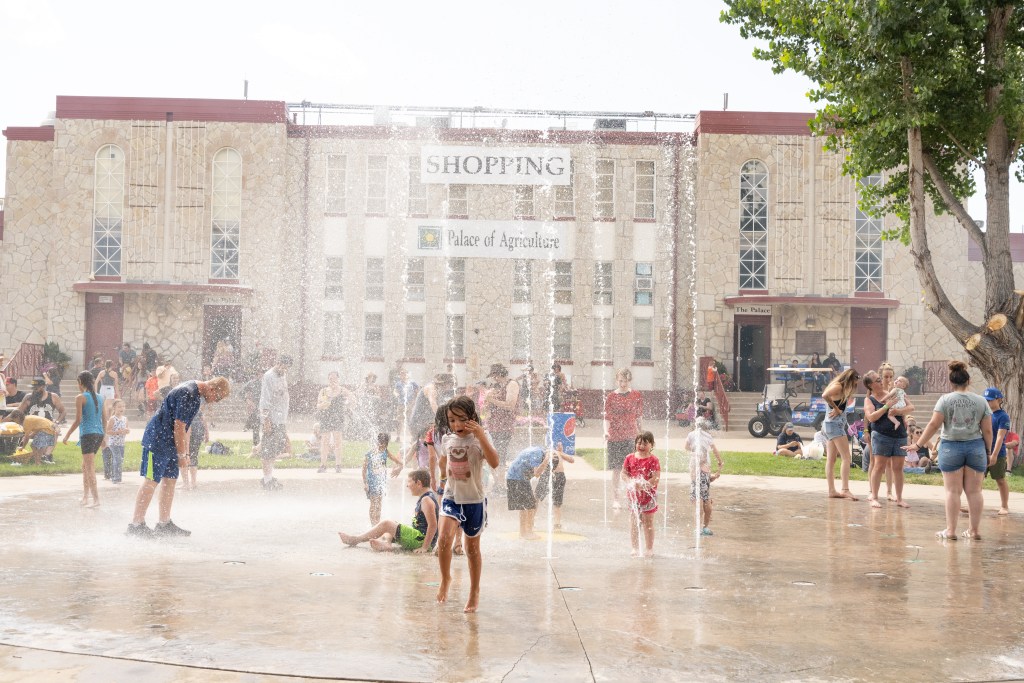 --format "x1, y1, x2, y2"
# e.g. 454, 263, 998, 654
848, 419, 866, 468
